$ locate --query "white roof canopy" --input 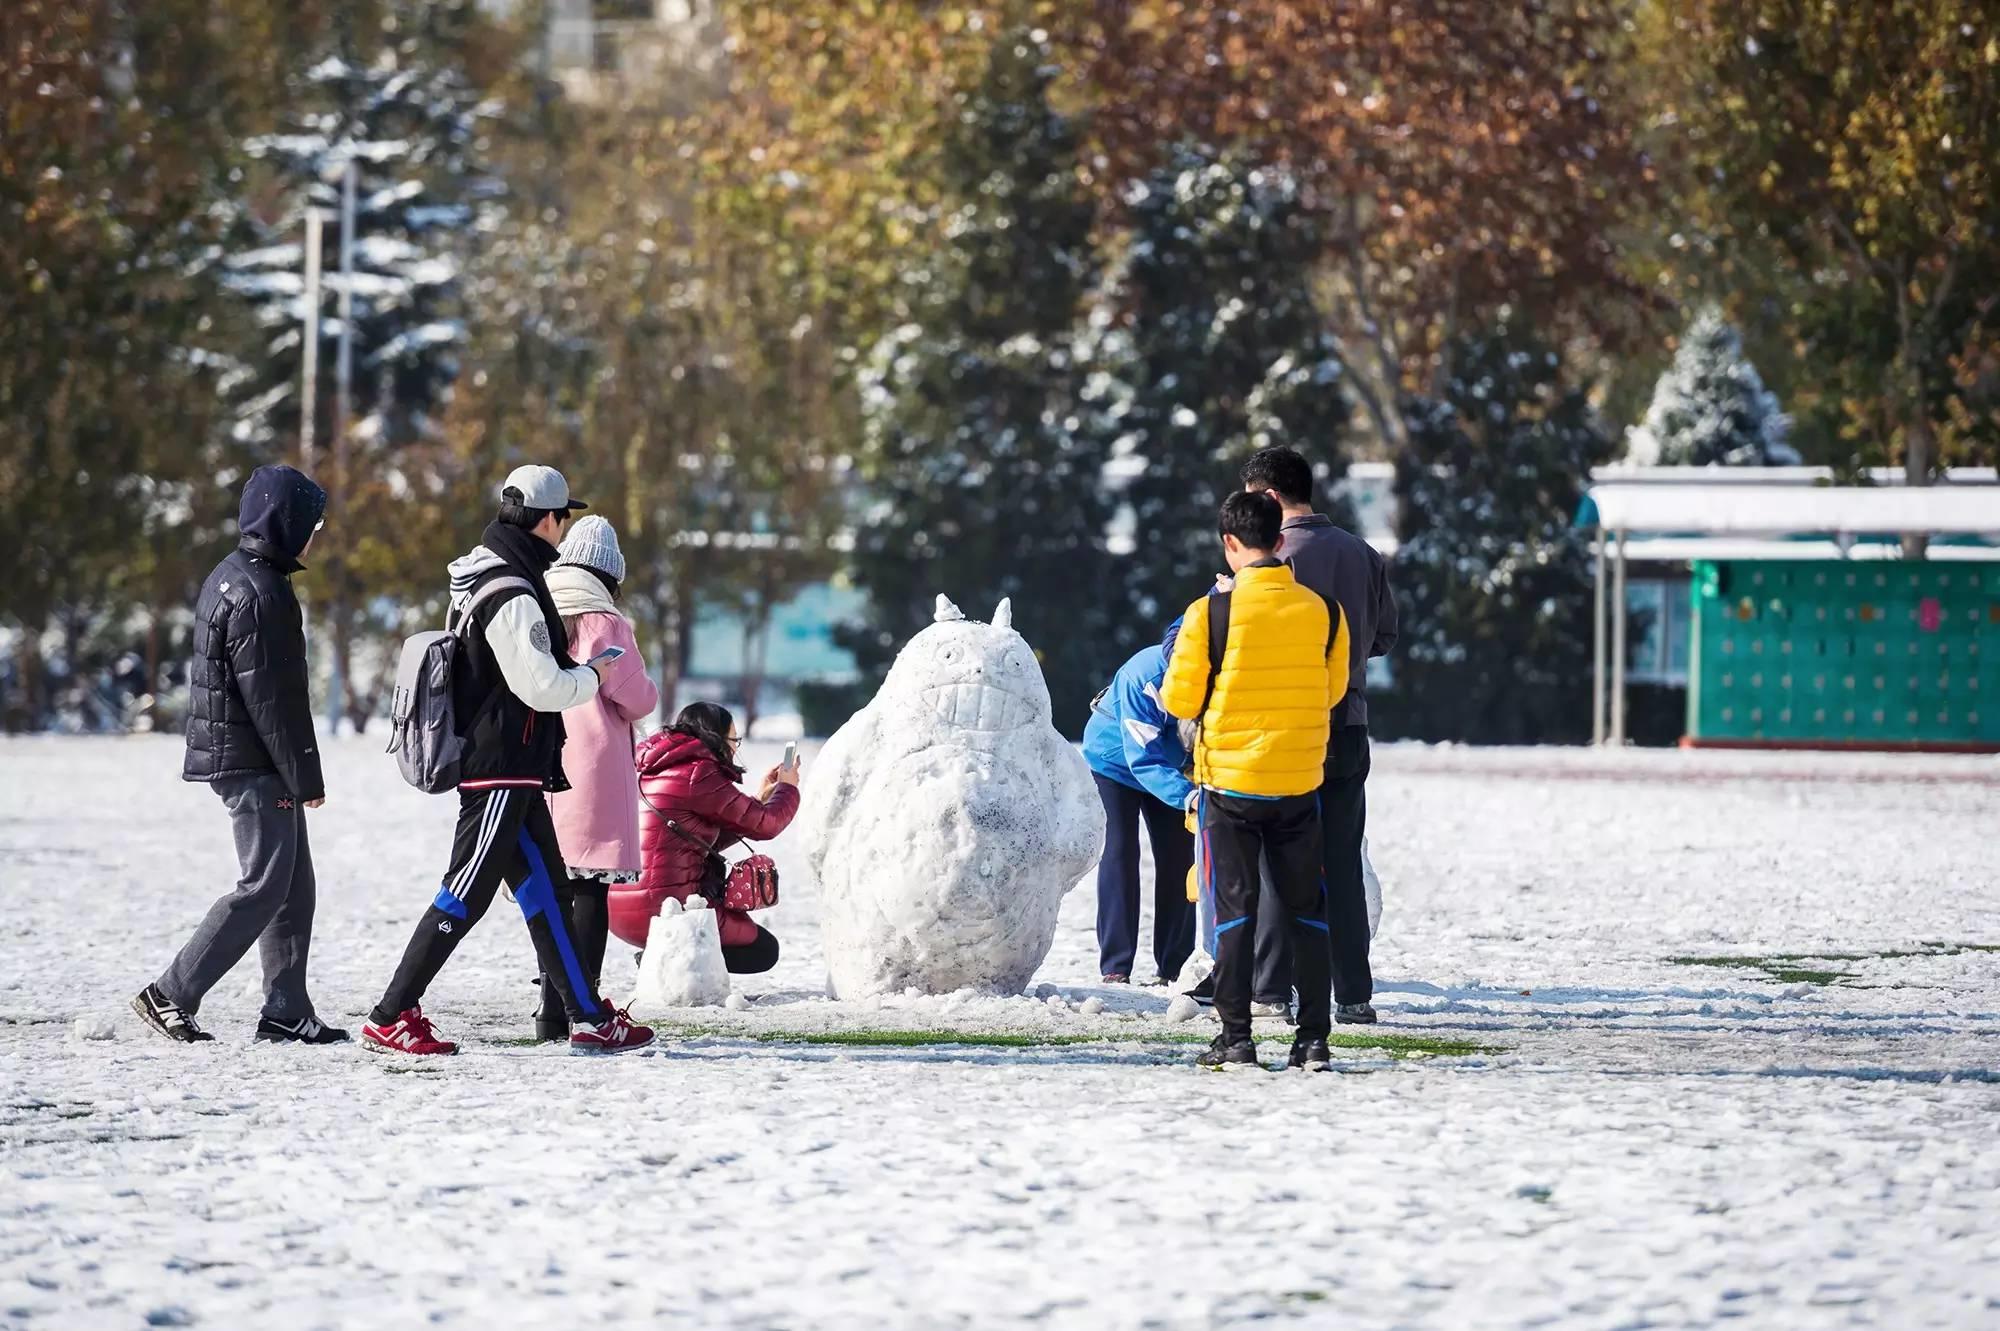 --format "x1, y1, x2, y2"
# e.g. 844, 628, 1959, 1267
1582, 482, 2000, 538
